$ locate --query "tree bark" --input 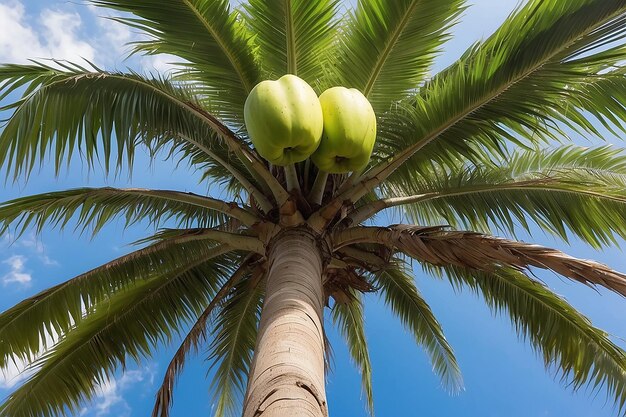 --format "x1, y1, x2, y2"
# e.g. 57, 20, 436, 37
242, 229, 328, 417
